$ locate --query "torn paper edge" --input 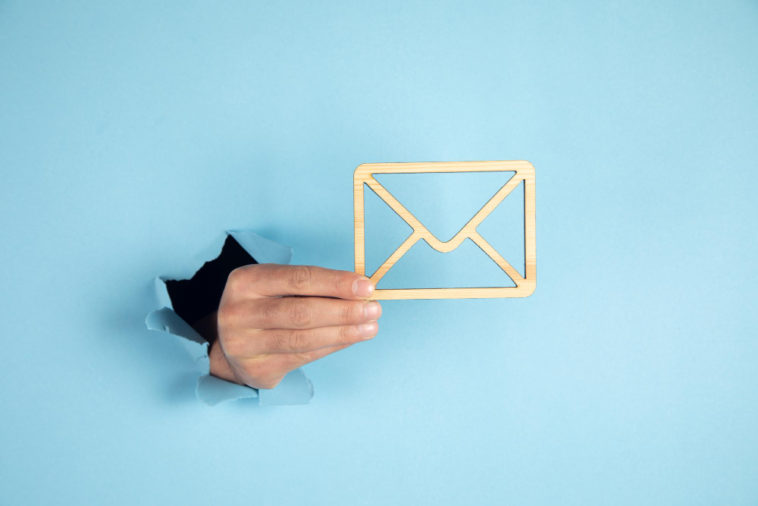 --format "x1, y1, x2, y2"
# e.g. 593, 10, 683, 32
144, 229, 314, 406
